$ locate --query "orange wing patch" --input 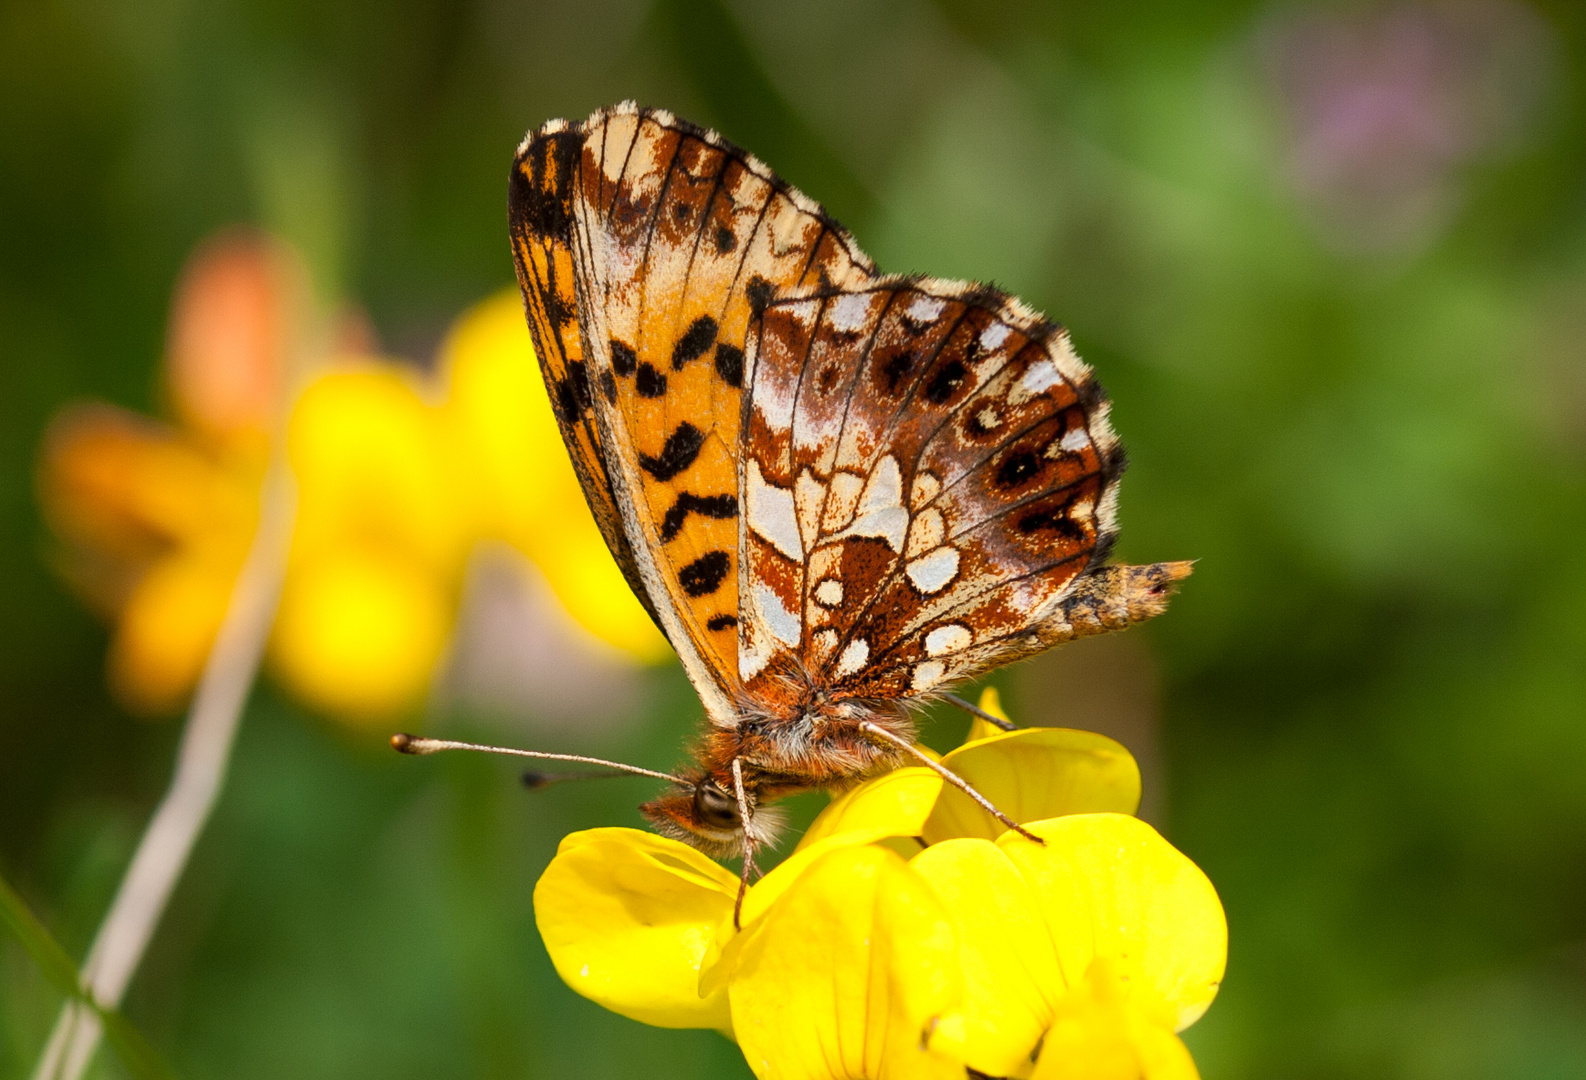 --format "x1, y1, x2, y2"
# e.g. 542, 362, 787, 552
510, 103, 874, 721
